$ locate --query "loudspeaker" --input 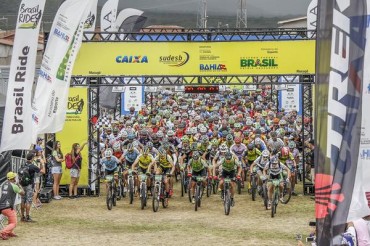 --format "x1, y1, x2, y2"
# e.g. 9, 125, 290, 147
39, 188, 53, 203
